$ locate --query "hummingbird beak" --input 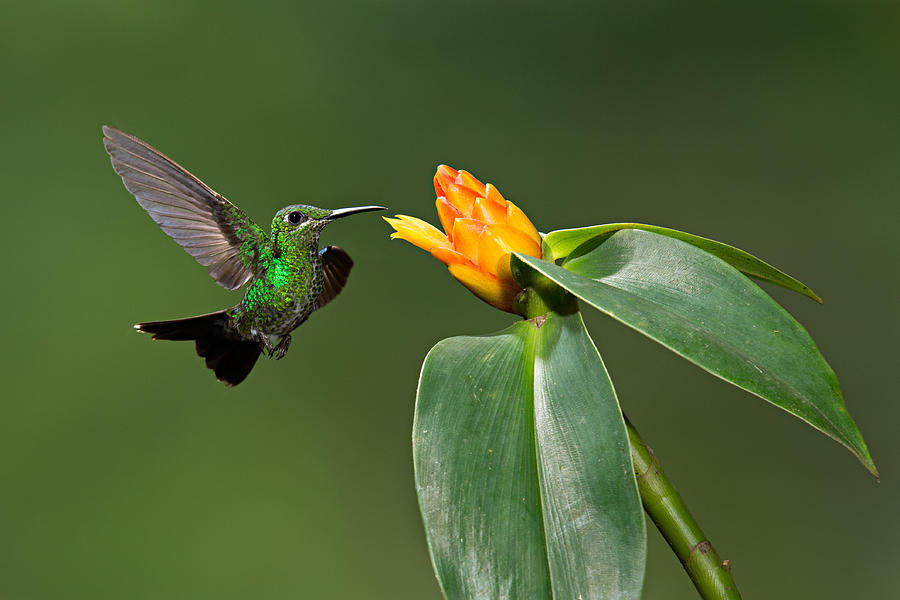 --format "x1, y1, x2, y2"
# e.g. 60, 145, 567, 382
327, 206, 387, 221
